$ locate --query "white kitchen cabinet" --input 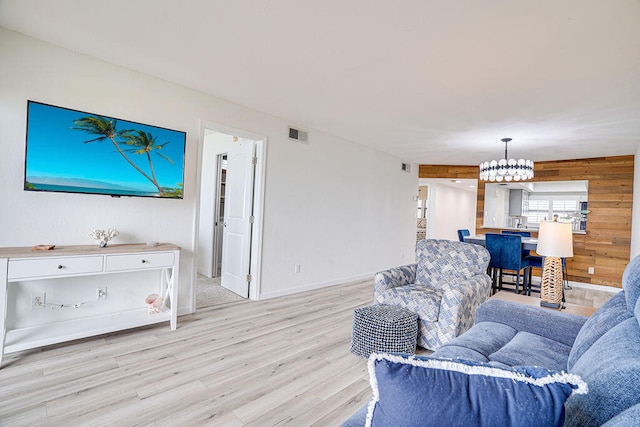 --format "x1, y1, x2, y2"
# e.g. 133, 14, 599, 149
509, 189, 529, 216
